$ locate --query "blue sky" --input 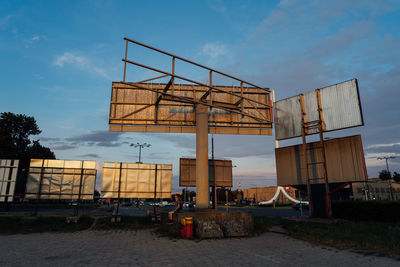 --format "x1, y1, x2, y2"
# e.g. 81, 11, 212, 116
1, 0, 400, 191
